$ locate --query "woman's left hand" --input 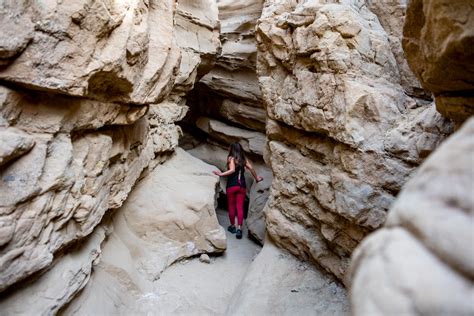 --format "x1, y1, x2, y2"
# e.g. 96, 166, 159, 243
213, 170, 222, 176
